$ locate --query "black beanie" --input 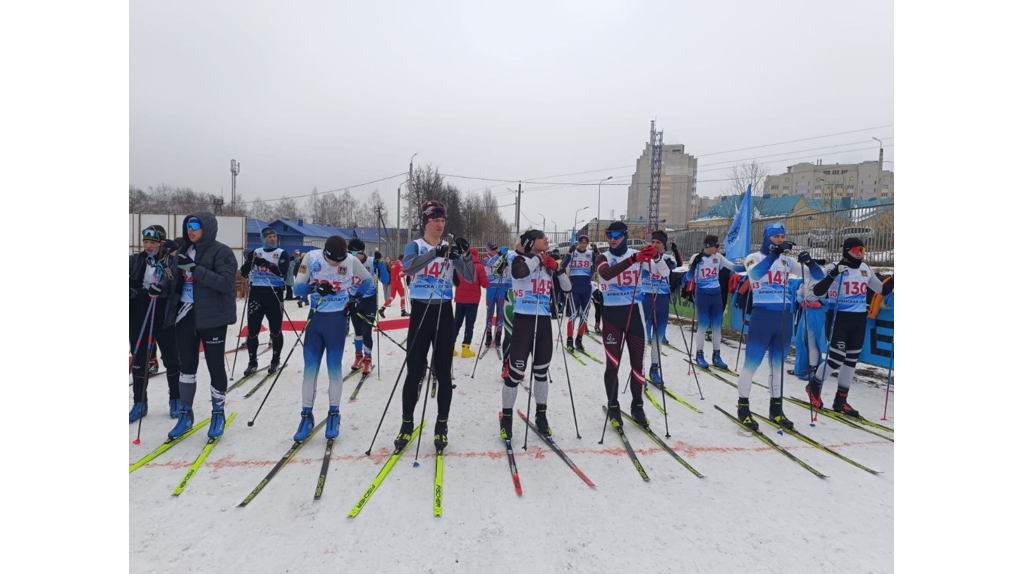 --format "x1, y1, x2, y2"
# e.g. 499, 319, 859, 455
842, 237, 865, 268
323, 235, 348, 262
261, 227, 277, 239
348, 238, 366, 253
651, 230, 668, 246
607, 221, 628, 234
